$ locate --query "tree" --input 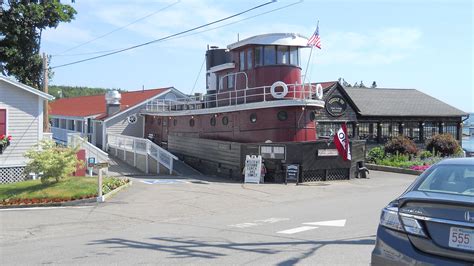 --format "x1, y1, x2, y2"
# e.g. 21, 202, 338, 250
0, 1, 76, 88
25, 140, 84, 183
371, 81, 377, 88
359, 80, 365, 88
